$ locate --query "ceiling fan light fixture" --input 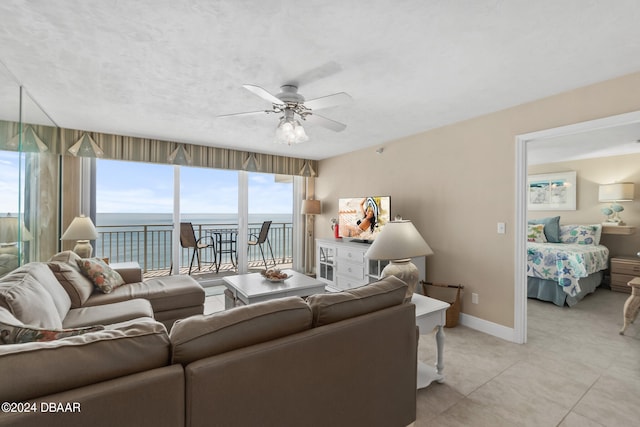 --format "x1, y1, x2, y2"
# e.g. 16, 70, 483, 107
275, 117, 308, 145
